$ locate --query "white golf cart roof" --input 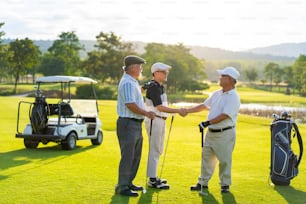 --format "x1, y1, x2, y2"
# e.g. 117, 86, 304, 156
36, 75, 97, 84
